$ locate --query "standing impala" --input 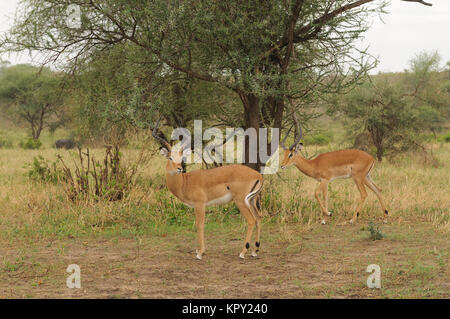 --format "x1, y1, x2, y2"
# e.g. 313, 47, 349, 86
280, 124, 388, 225
152, 122, 263, 260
